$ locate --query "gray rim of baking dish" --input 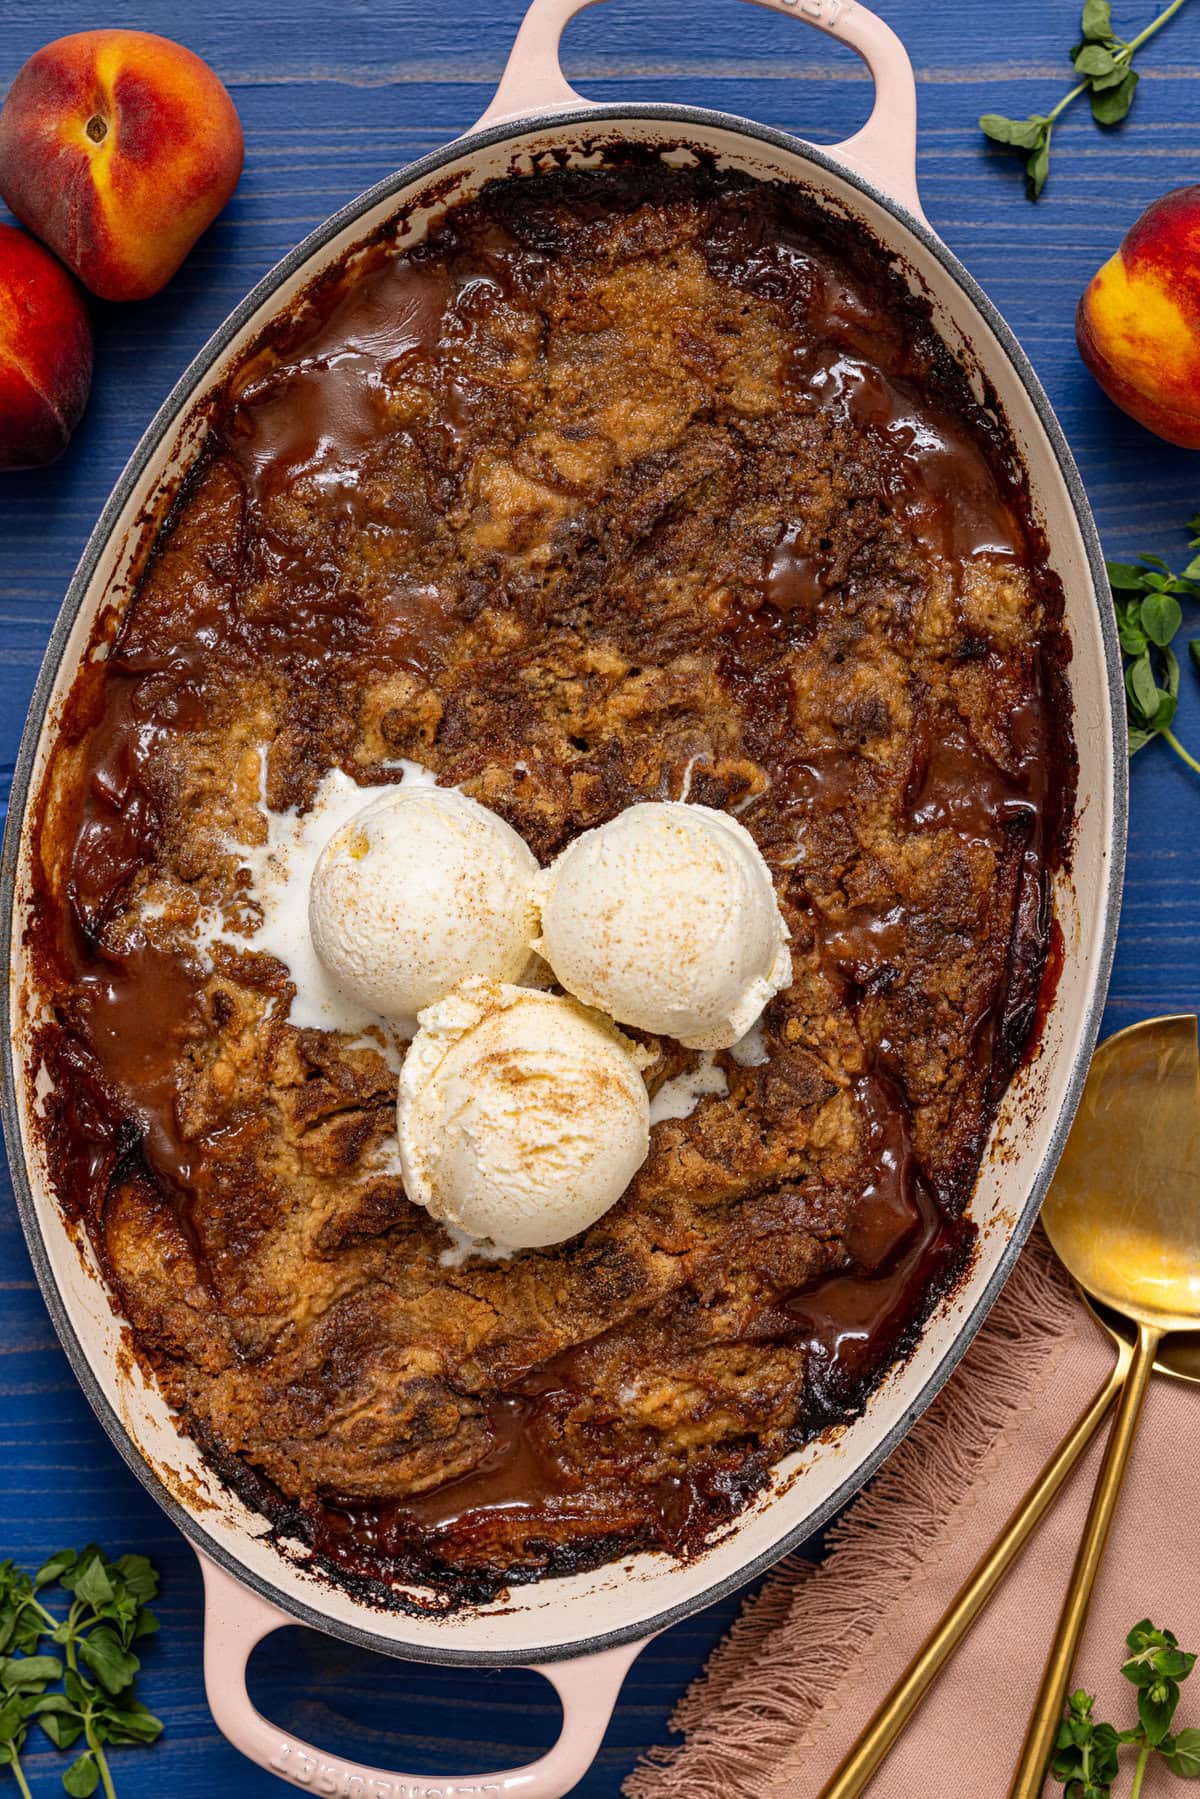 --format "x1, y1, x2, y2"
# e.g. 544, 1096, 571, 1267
1, 102, 1129, 1669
